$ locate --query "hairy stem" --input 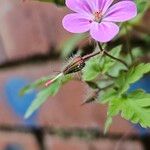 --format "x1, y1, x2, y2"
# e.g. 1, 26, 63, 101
124, 23, 134, 62
83, 50, 104, 61
98, 42, 129, 69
